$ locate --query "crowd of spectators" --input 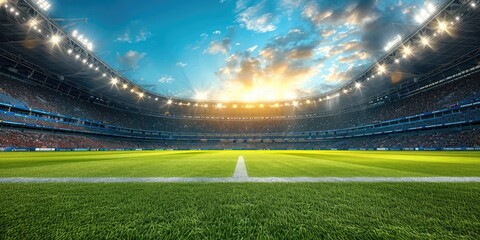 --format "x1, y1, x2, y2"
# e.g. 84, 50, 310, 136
0, 112, 87, 131
0, 73, 479, 134
0, 129, 138, 149
326, 129, 480, 149
1, 128, 479, 149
